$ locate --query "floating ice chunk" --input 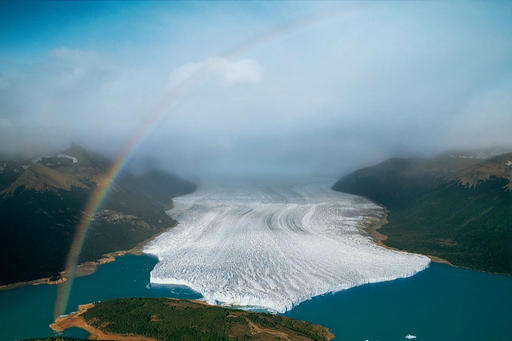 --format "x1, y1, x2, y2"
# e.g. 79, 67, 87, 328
144, 181, 430, 313
405, 334, 417, 339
